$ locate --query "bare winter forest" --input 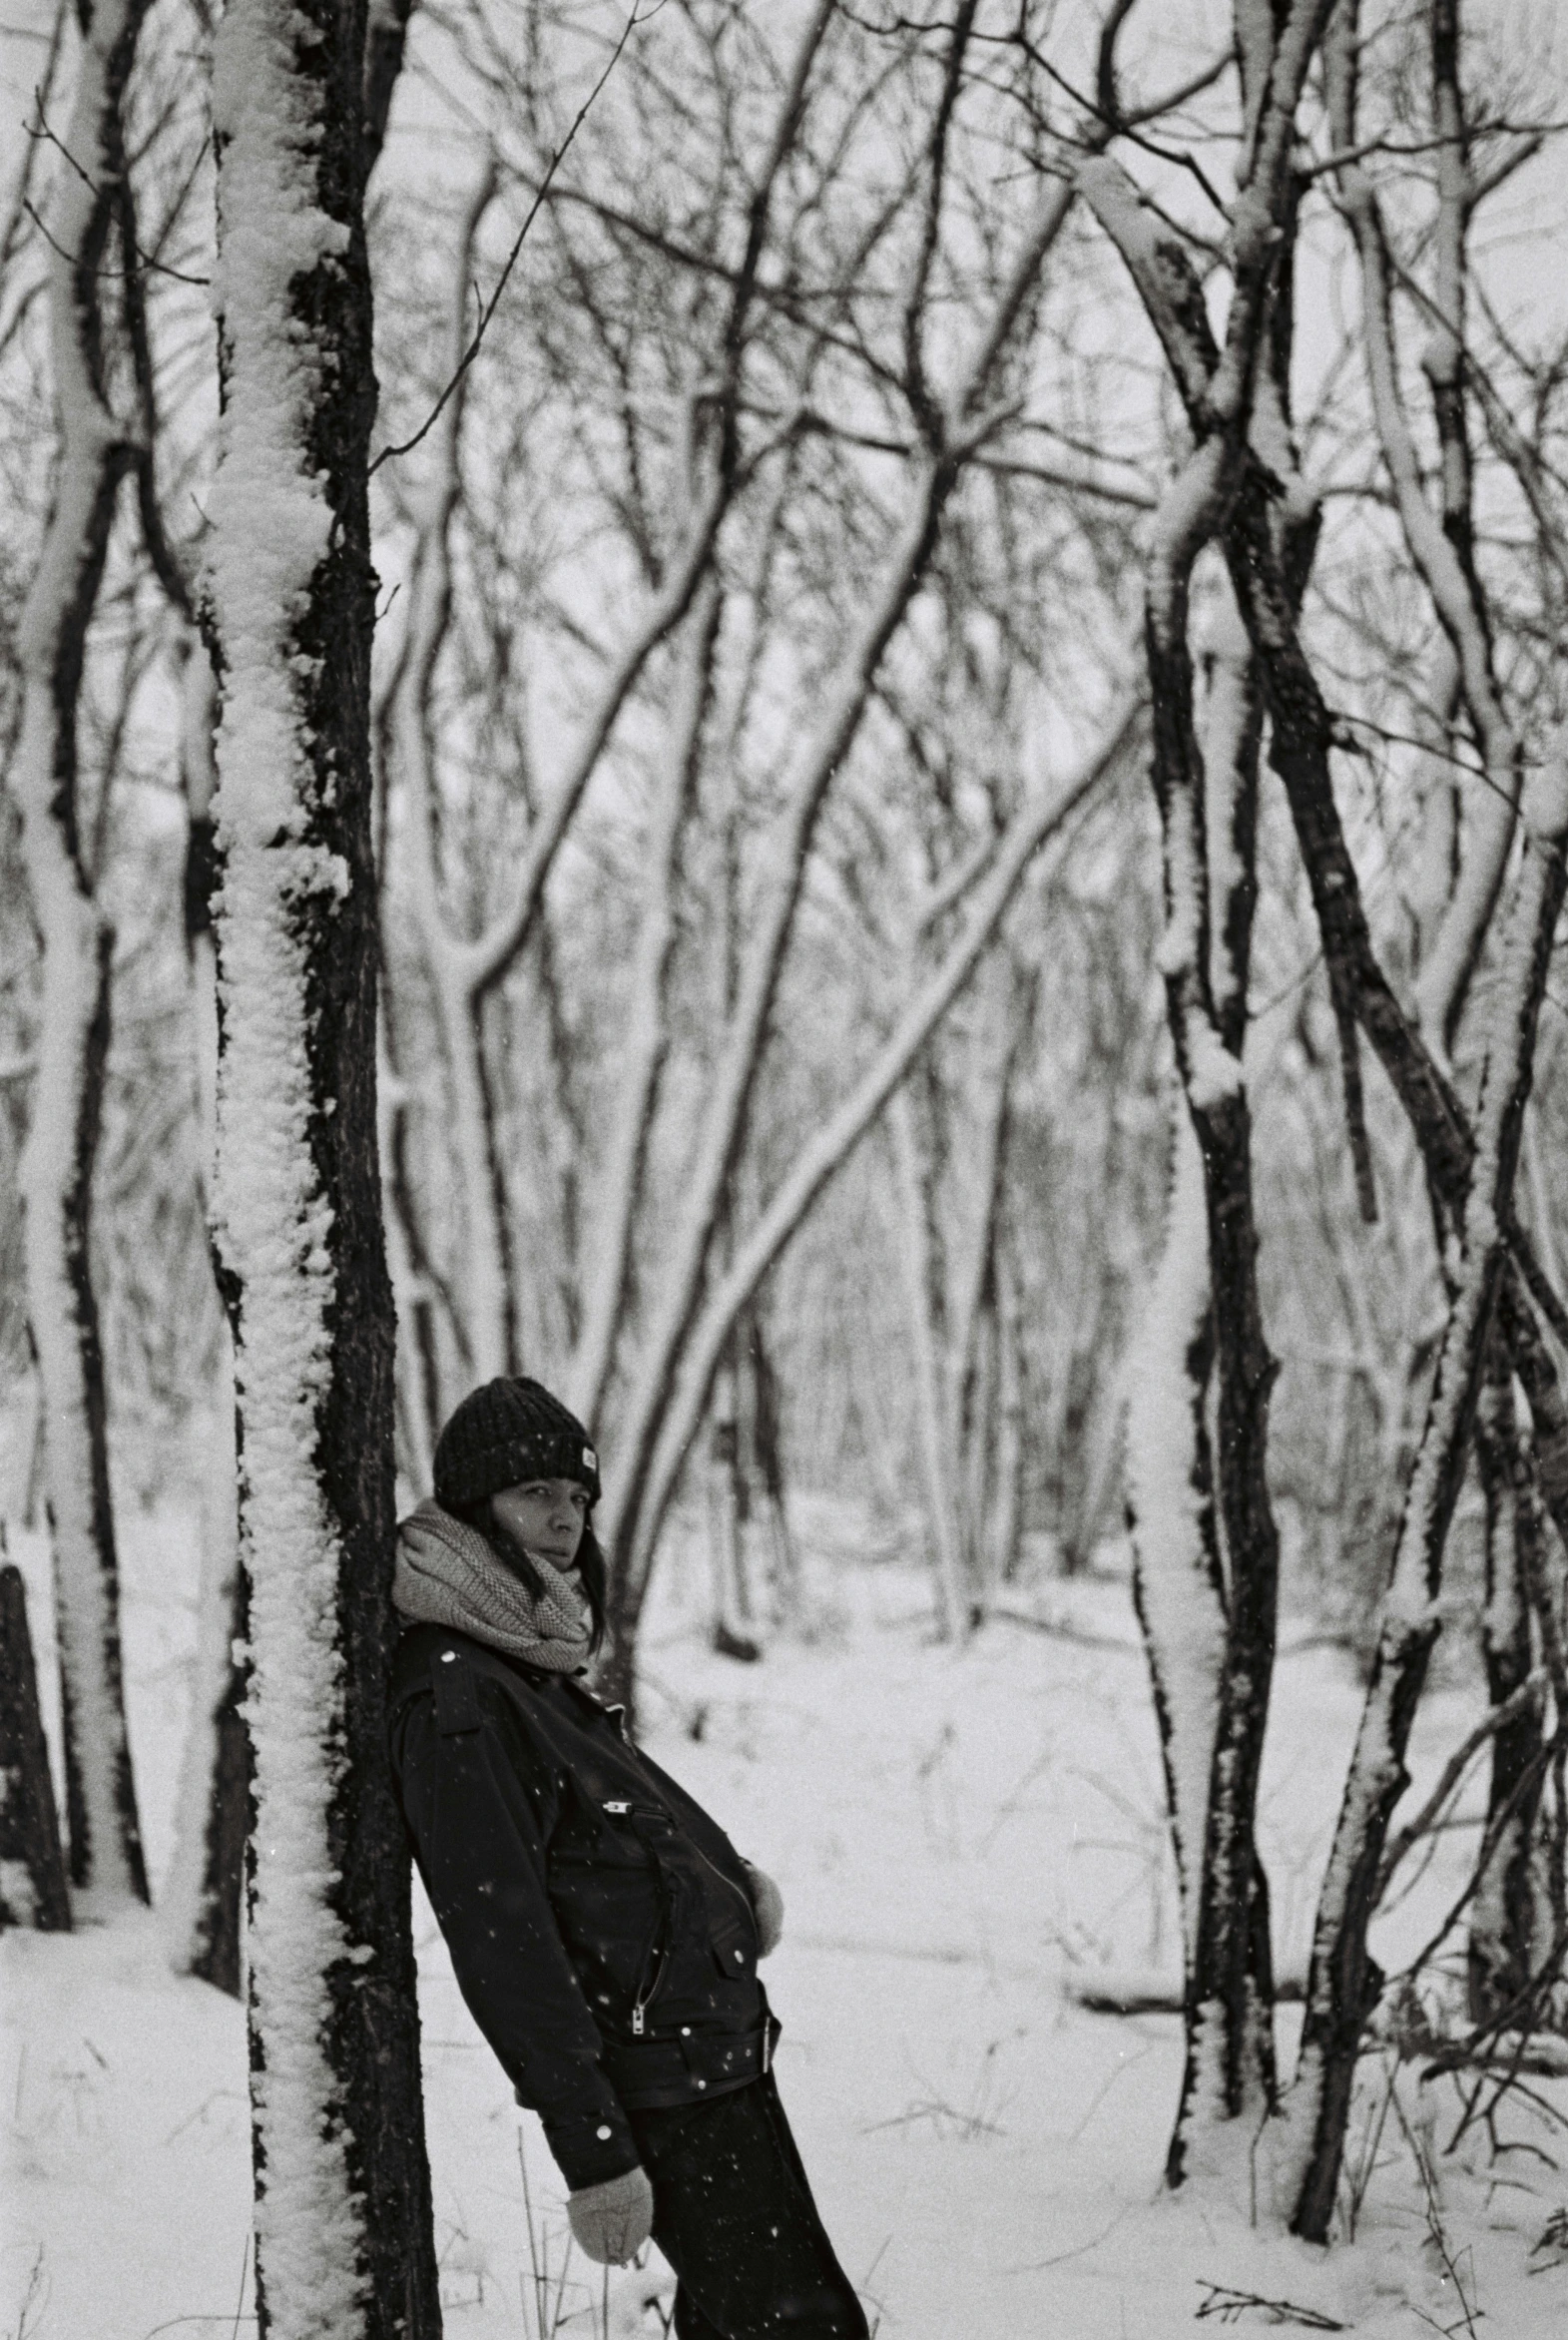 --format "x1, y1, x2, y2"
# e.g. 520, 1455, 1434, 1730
6, 1, 1568, 2335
